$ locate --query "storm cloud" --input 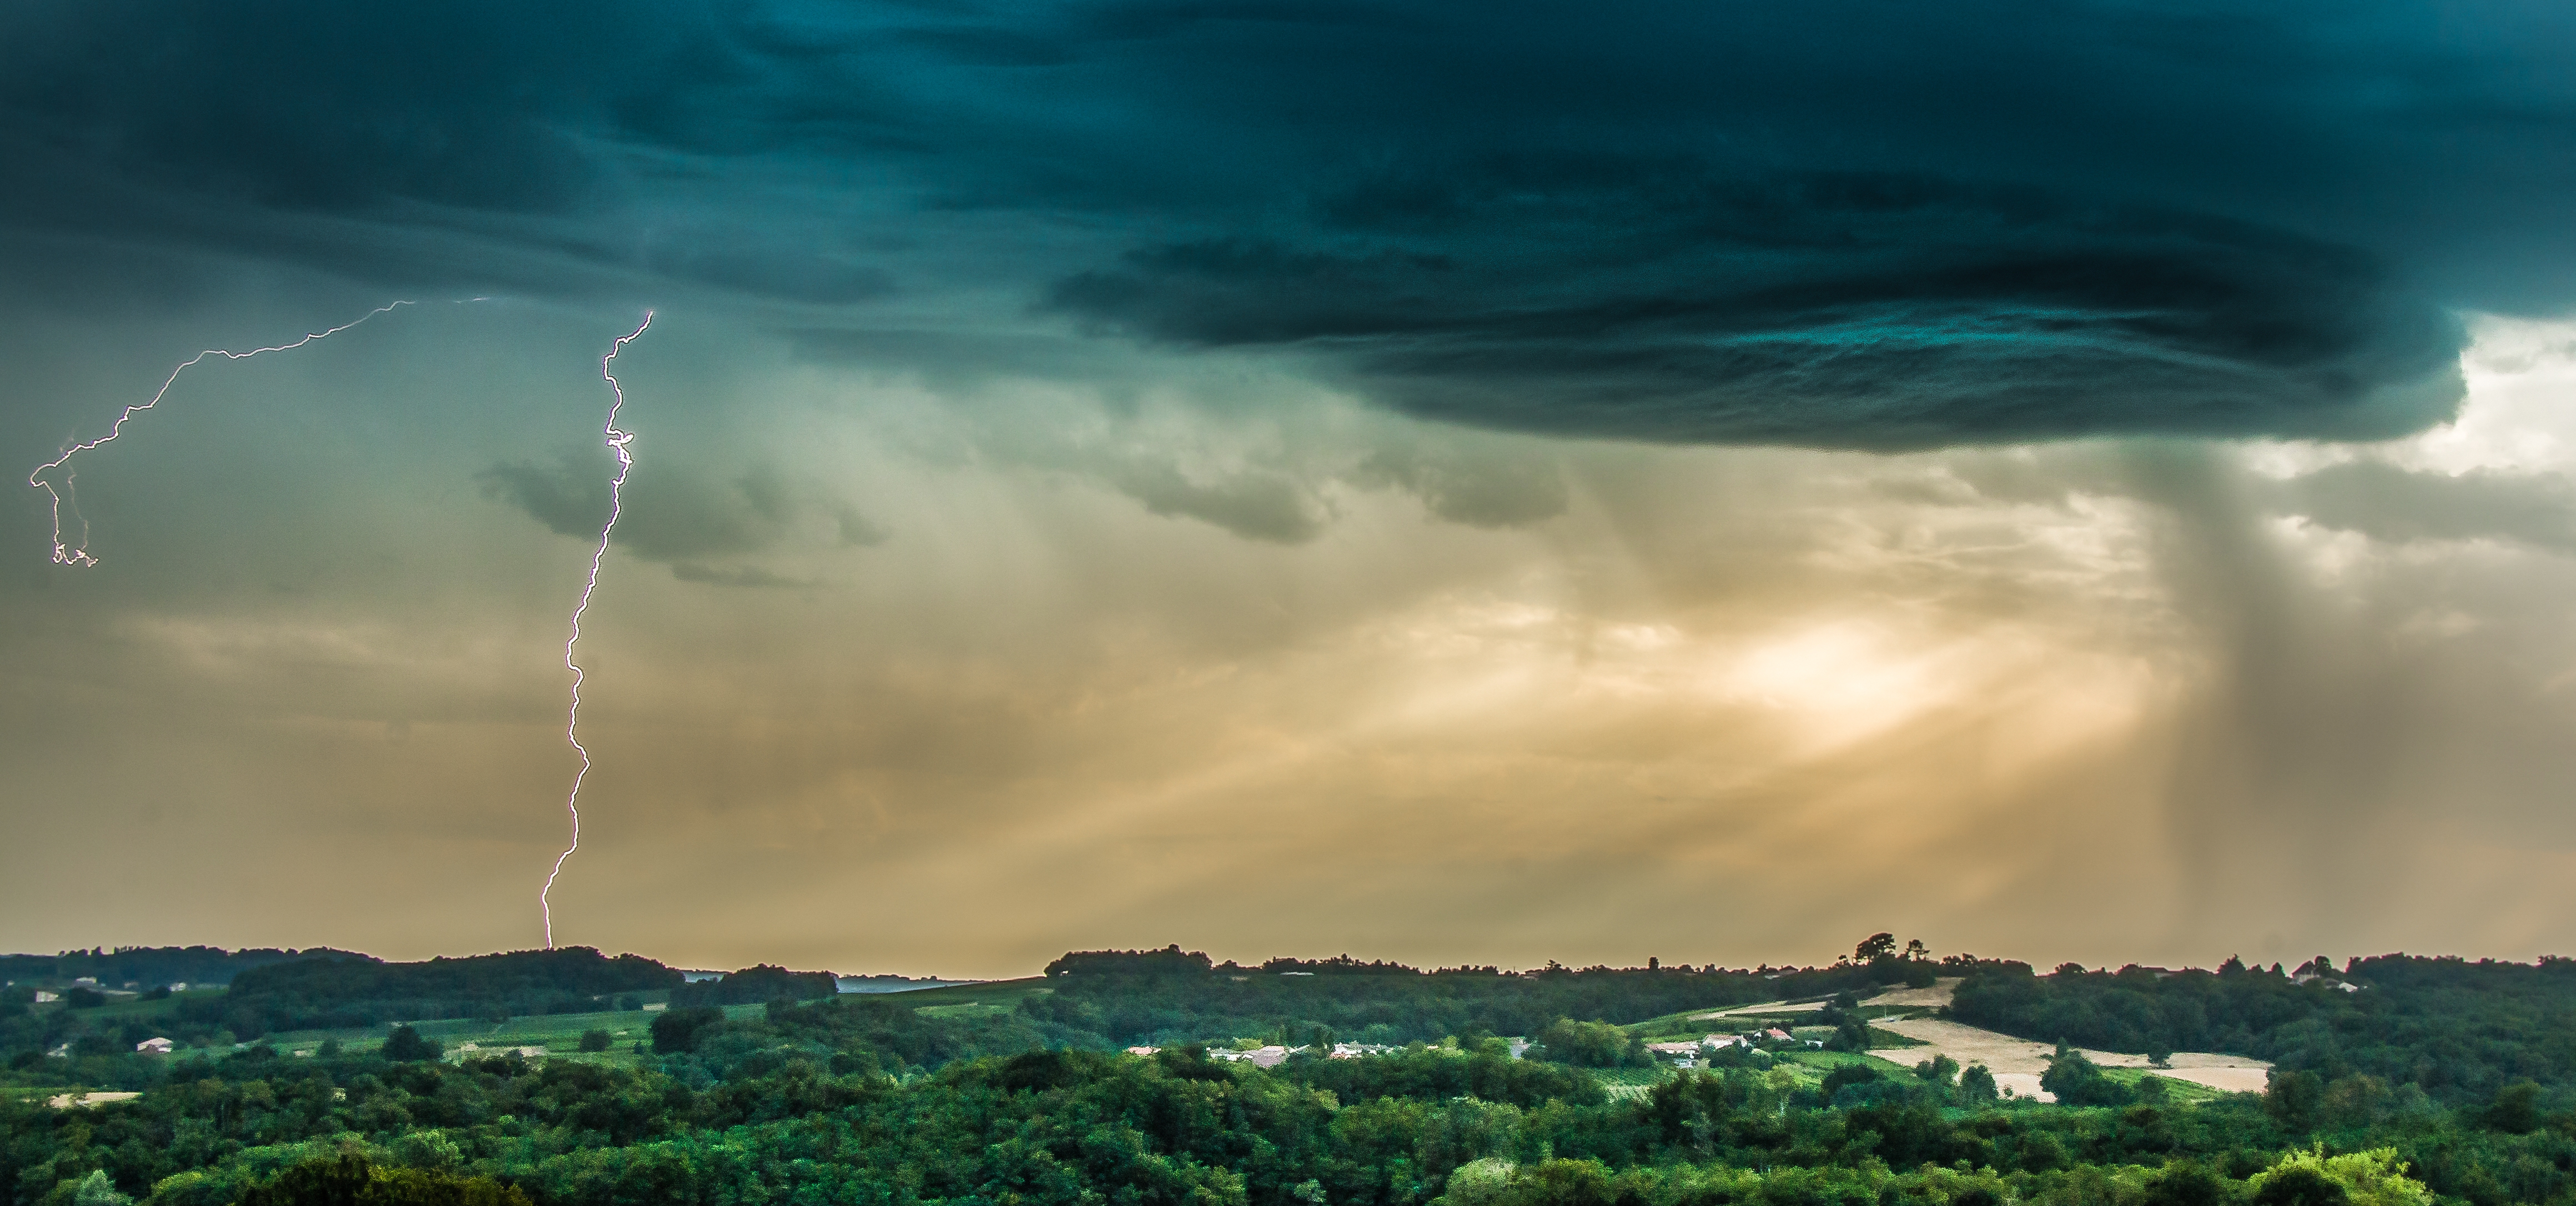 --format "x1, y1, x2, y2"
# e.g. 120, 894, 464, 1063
477, 452, 880, 582
3, 0, 2570, 447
